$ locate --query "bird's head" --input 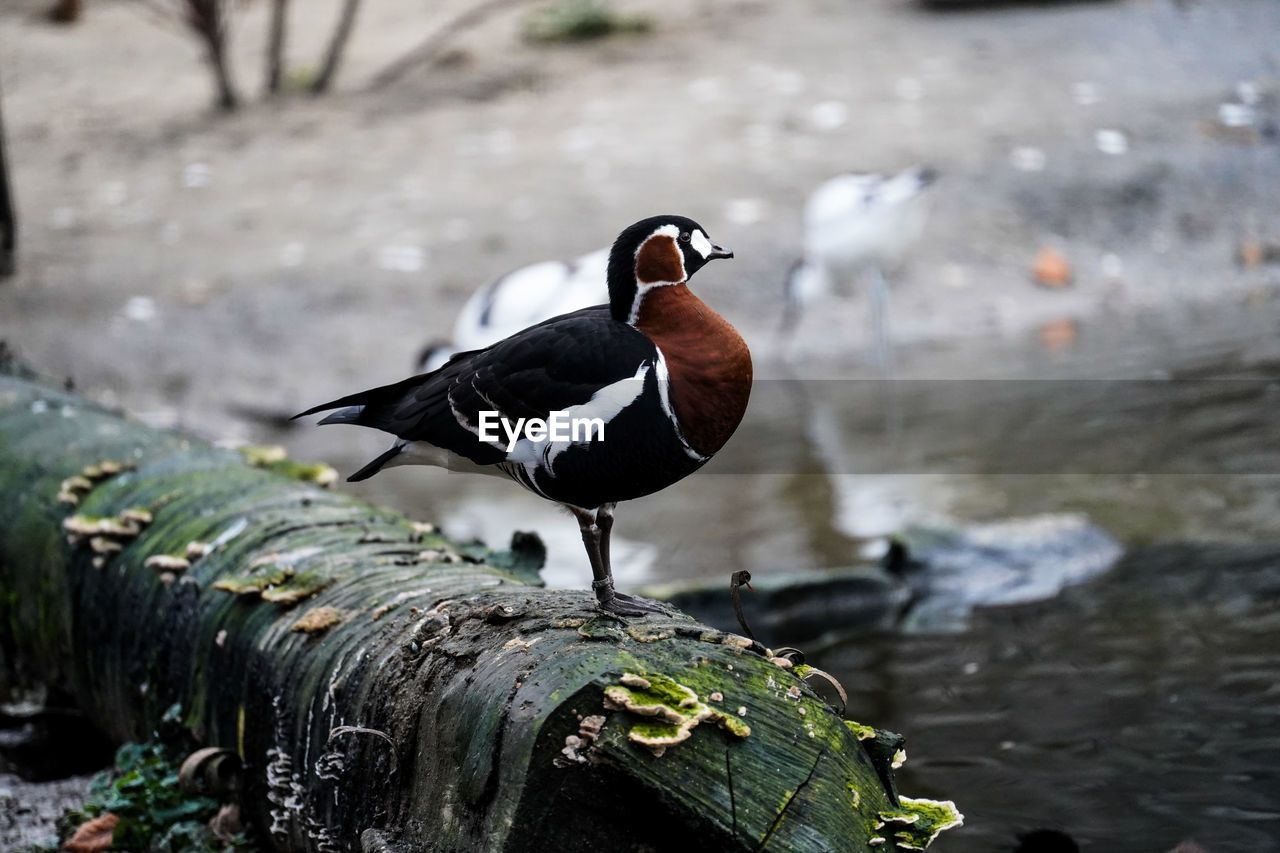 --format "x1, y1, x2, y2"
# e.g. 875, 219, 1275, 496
607, 215, 733, 324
